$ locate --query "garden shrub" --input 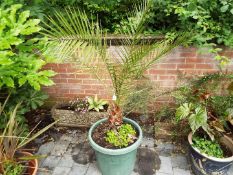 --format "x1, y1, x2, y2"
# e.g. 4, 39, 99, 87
2, 0, 233, 48
0, 4, 55, 128
173, 72, 233, 121
0, 4, 55, 90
